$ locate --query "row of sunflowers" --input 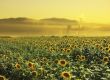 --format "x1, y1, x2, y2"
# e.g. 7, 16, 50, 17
0, 36, 110, 80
